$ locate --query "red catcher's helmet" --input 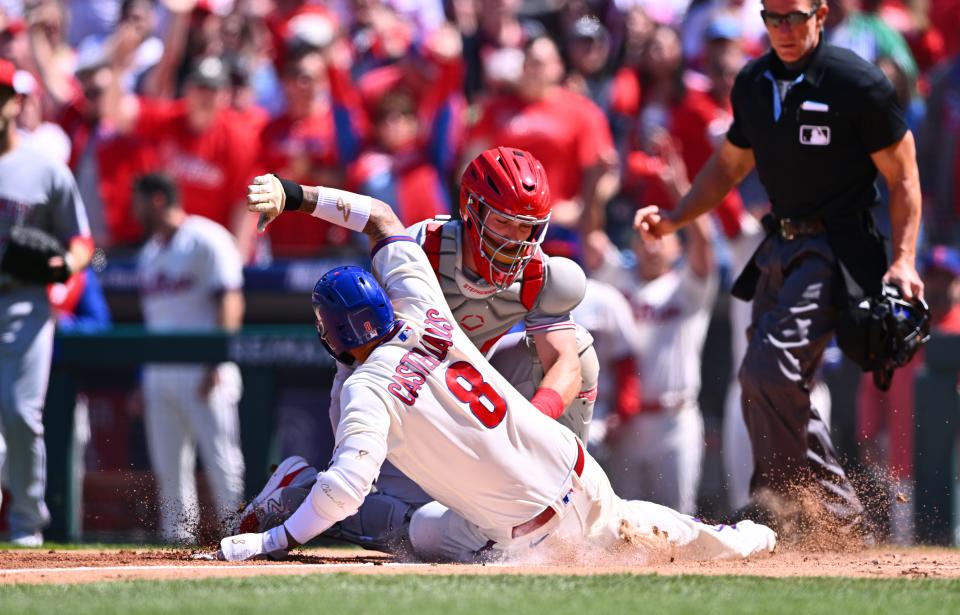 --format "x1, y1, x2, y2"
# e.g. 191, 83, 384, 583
459, 147, 552, 290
